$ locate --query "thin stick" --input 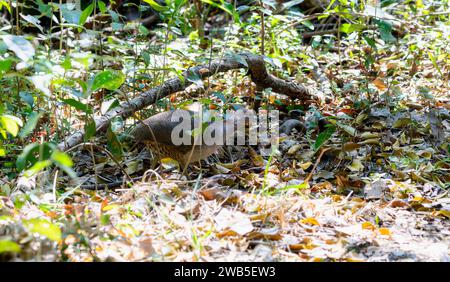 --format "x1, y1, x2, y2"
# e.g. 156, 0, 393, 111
304, 147, 331, 183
